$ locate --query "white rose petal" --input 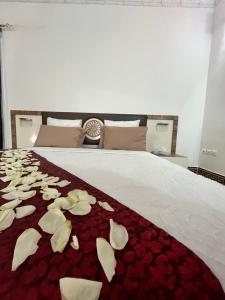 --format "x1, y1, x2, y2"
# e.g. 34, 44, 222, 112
76, 190, 89, 201
2, 190, 36, 201
2, 190, 21, 200
59, 277, 102, 300
51, 220, 72, 253
54, 180, 71, 188
32, 161, 40, 166
9, 177, 22, 187
38, 208, 66, 234
0, 185, 17, 193
0, 209, 16, 231
30, 171, 41, 177
35, 173, 48, 181
48, 197, 75, 211
86, 195, 96, 205
0, 199, 22, 210
21, 176, 36, 185
26, 166, 39, 173
20, 190, 36, 201
67, 192, 80, 203
41, 187, 61, 201
43, 176, 59, 184
67, 189, 96, 205
109, 219, 129, 250
96, 237, 116, 282
69, 201, 92, 216
1, 175, 14, 182
68, 189, 87, 202
11, 228, 41, 271
98, 201, 114, 212
16, 205, 36, 219
30, 181, 47, 188
17, 184, 31, 192
70, 235, 79, 250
